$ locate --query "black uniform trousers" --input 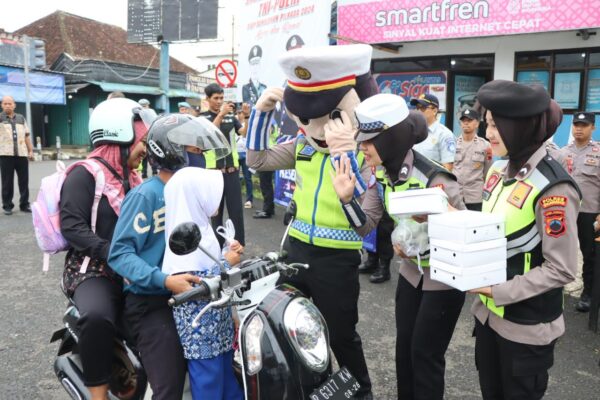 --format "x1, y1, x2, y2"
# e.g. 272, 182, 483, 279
0, 155, 29, 210
72, 277, 123, 387
474, 319, 554, 400
281, 237, 372, 395
124, 293, 187, 400
212, 169, 245, 246
466, 203, 483, 211
373, 210, 395, 261
258, 170, 274, 215
577, 212, 597, 296
395, 274, 465, 400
